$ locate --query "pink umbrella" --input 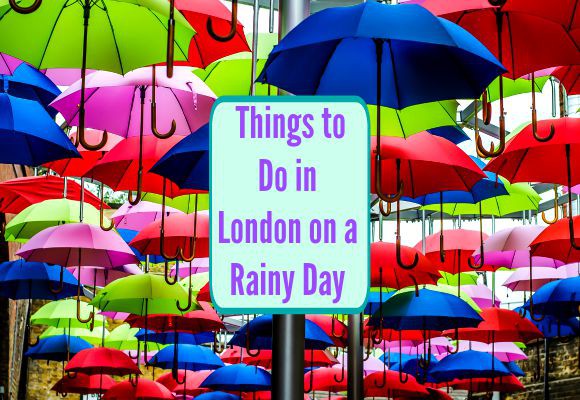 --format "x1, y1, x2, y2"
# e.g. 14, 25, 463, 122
68, 264, 143, 287
462, 284, 501, 309
503, 266, 564, 292
447, 341, 527, 363
331, 354, 385, 378
0, 53, 24, 75
381, 337, 451, 356
100, 311, 130, 321
112, 201, 182, 231
171, 259, 209, 278
17, 223, 139, 326
41, 68, 96, 86
559, 263, 580, 277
